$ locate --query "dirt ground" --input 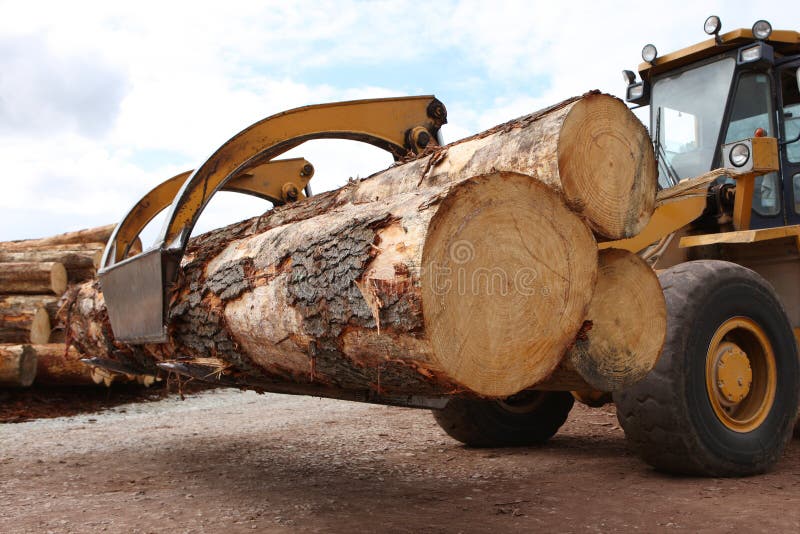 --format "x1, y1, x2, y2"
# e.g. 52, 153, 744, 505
1, 389, 799, 533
